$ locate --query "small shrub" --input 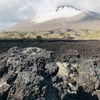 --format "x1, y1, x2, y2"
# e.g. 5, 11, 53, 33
36, 36, 42, 39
